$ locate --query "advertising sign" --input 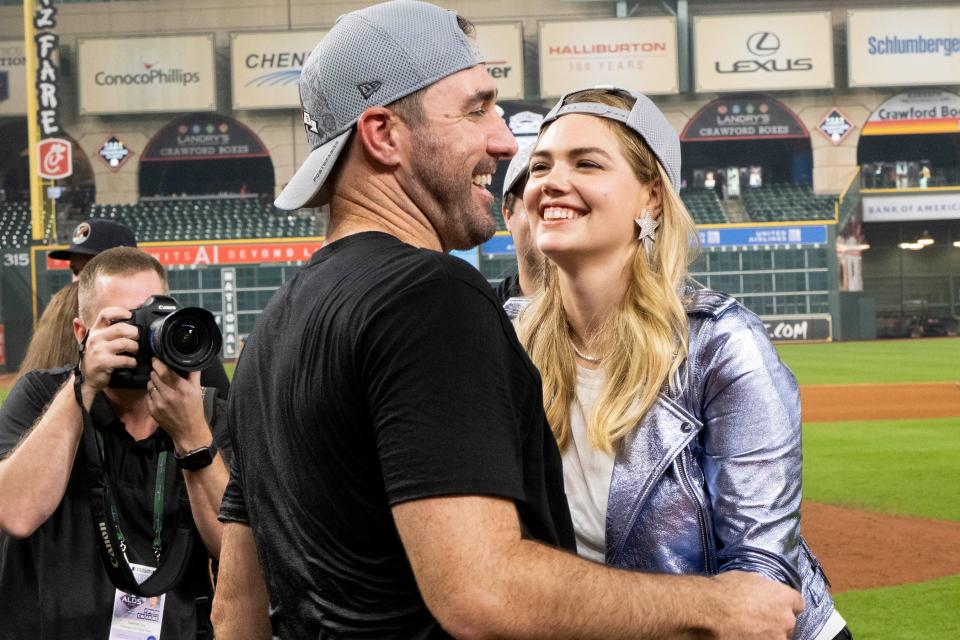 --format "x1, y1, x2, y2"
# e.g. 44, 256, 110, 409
848, 8, 960, 88
46, 240, 323, 270
475, 22, 524, 100
220, 268, 239, 358
681, 95, 807, 142
78, 34, 216, 115
694, 12, 833, 93
697, 225, 828, 249
141, 114, 269, 162
37, 138, 72, 179
861, 89, 960, 136
0, 40, 26, 116
763, 316, 832, 341
231, 30, 326, 110
863, 193, 960, 222
538, 17, 678, 98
